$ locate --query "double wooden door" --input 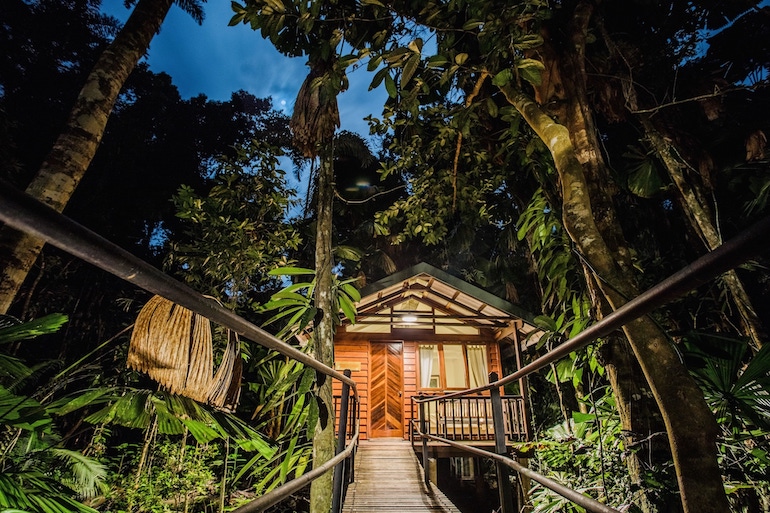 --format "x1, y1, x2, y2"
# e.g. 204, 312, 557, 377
369, 342, 403, 438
